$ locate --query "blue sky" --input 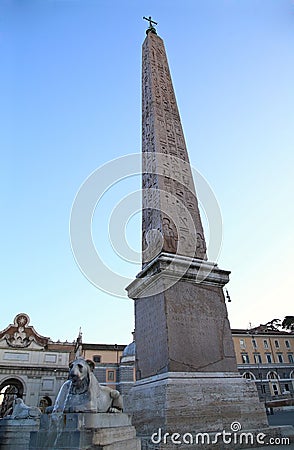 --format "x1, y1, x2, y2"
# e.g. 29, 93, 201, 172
1, 0, 293, 344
